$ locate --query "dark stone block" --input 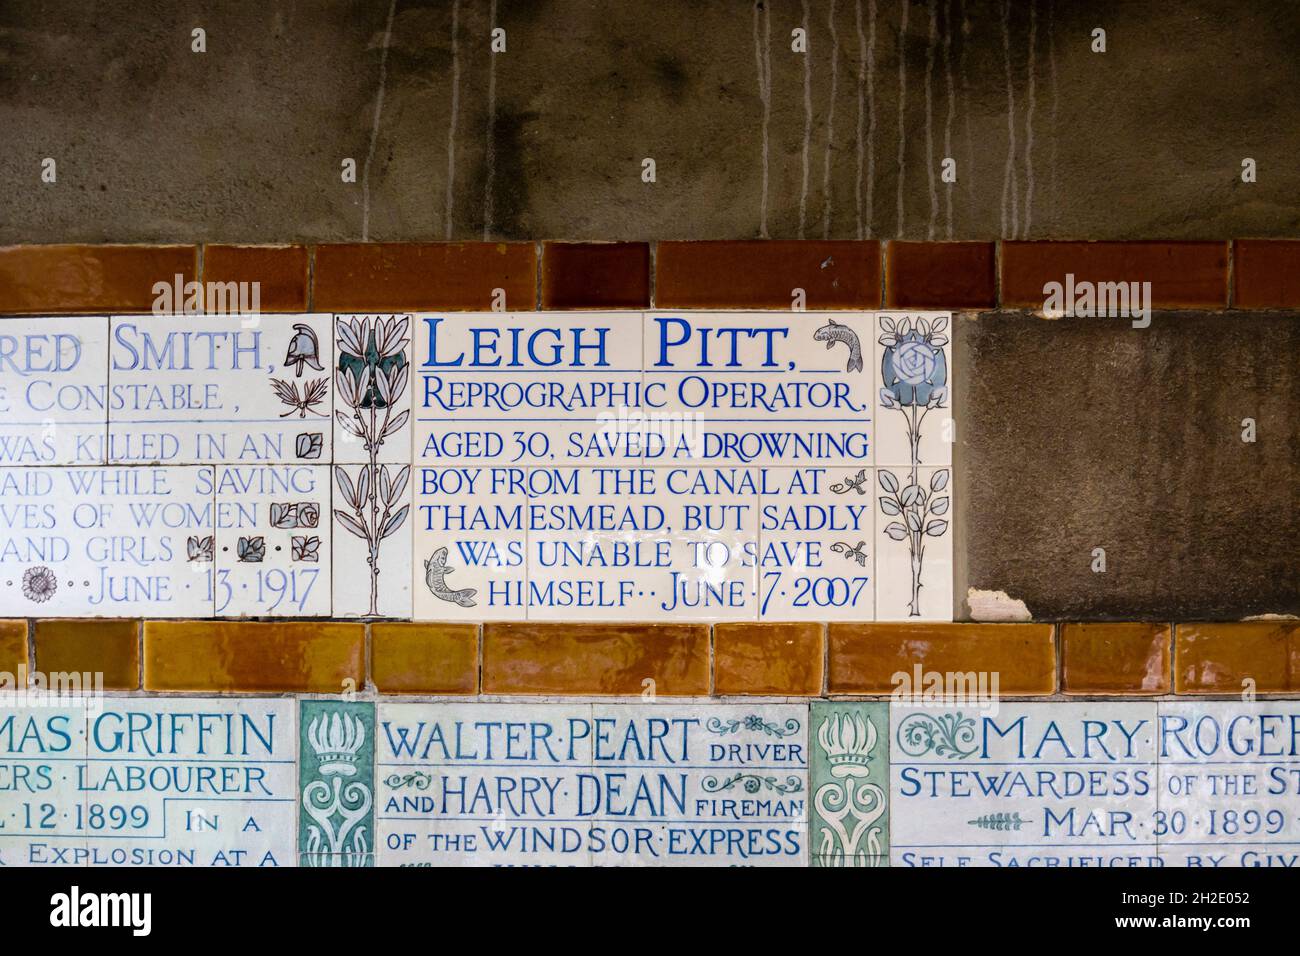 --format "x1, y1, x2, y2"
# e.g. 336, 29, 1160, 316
956, 310, 1300, 620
